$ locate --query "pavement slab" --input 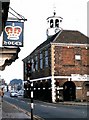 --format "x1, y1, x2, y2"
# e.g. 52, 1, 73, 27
1, 100, 31, 120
